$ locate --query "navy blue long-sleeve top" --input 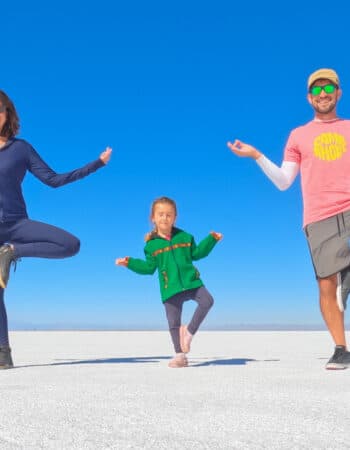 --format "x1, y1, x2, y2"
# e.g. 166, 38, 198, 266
0, 138, 105, 222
